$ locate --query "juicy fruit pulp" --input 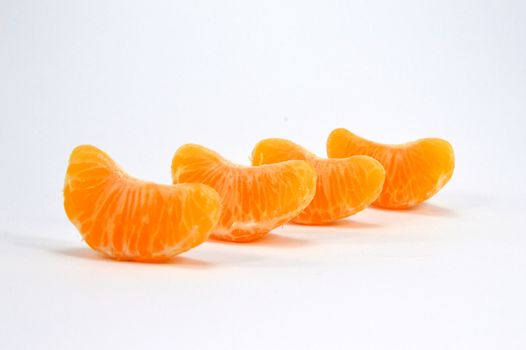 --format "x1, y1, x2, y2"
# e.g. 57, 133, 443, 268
64, 145, 221, 262
171, 144, 317, 242
251, 138, 386, 224
327, 128, 455, 209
